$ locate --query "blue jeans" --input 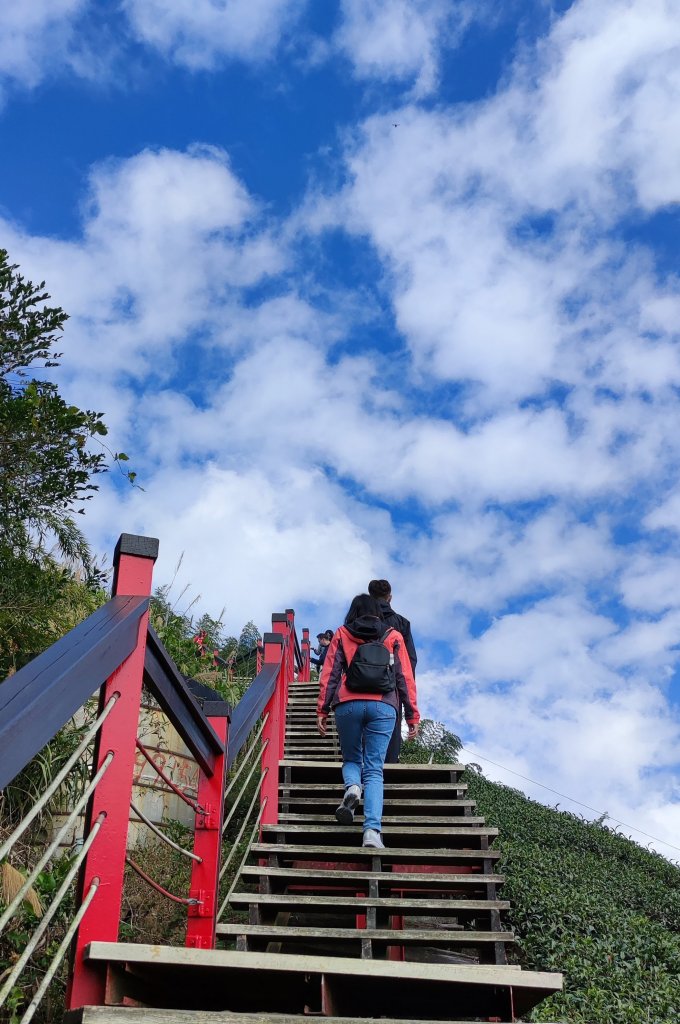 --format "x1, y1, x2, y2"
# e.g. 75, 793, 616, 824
334, 700, 397, 833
